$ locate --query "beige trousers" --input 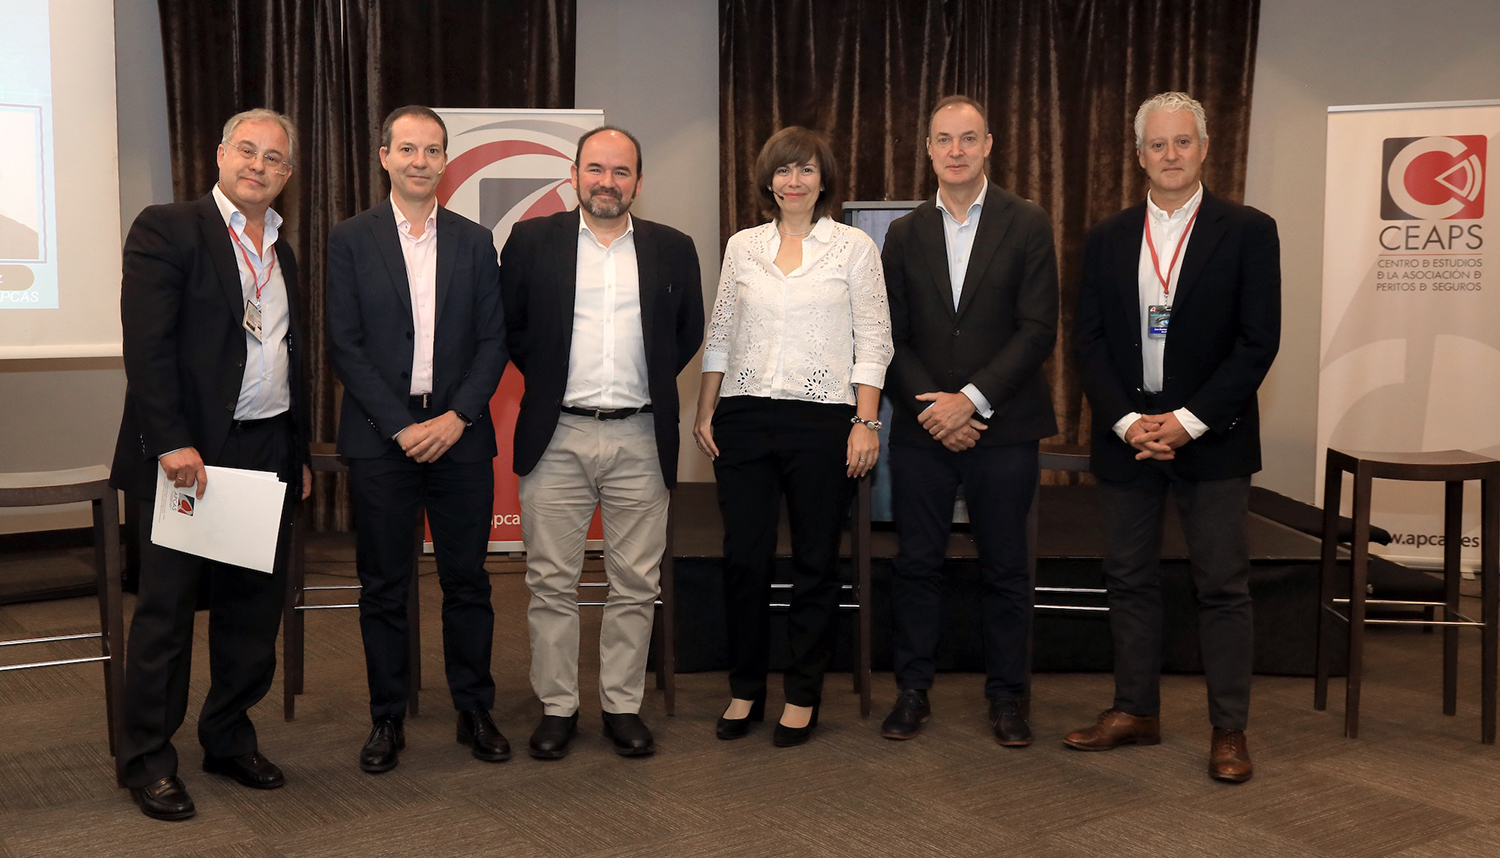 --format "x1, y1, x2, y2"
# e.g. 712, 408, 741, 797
518, 413, 667, 716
